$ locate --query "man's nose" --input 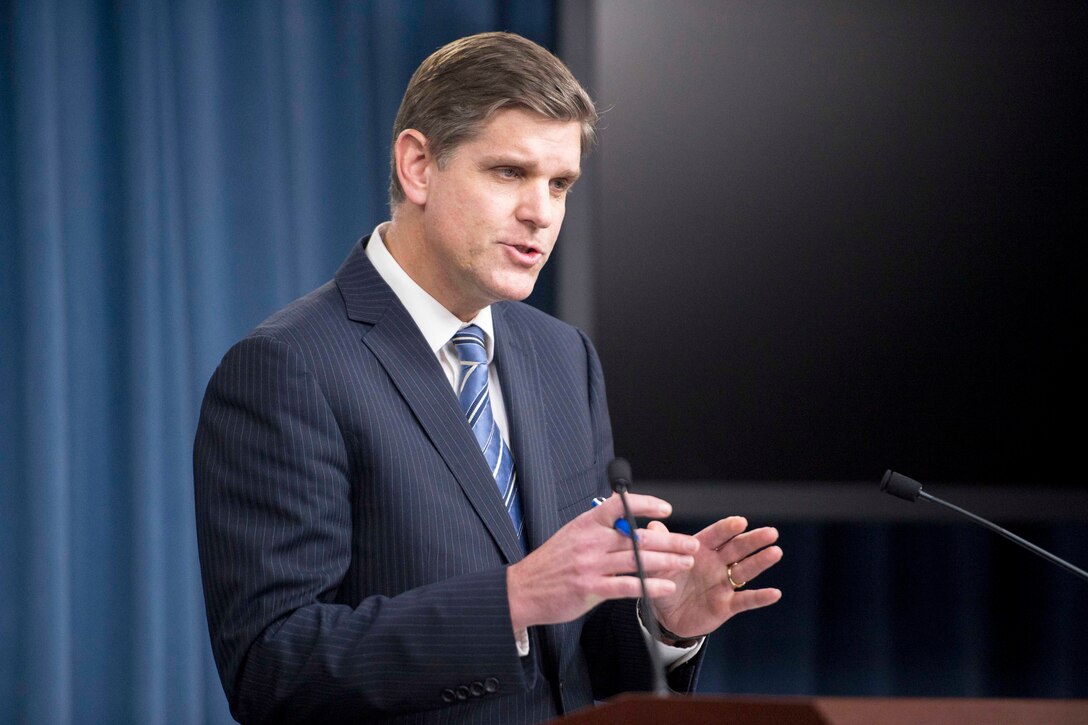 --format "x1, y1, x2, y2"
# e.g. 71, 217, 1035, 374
516, 181, 560, 229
